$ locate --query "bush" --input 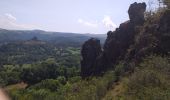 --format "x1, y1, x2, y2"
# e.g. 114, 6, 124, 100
122, 56, 170, 100
68, 76, 81, 84
57, 76, 66, 85
30, 79, 61, 92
